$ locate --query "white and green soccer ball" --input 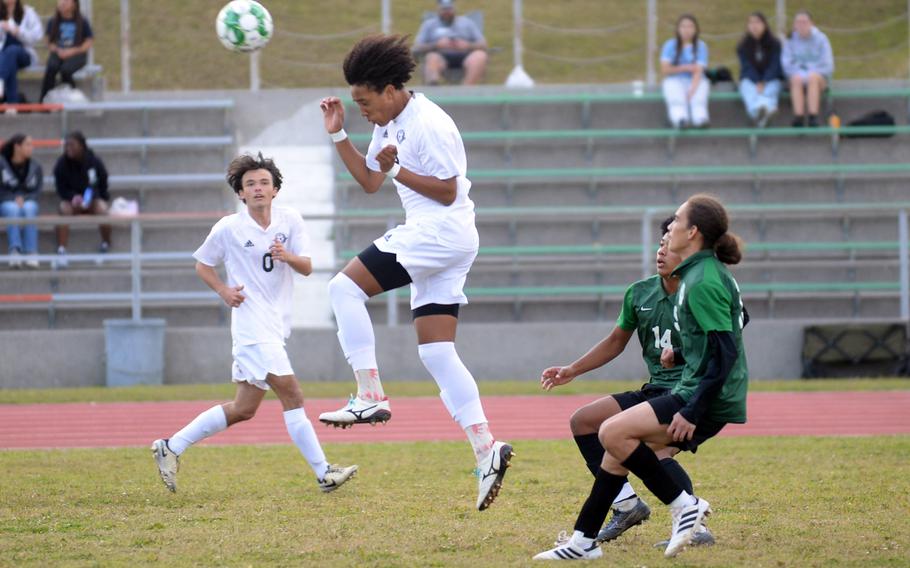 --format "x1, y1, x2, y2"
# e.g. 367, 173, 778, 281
216, 0, 273, 53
